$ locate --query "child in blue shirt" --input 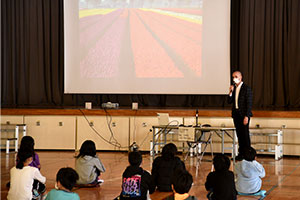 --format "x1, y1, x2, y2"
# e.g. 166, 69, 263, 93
234, 147, 265, 194
45, 167, 80, 200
